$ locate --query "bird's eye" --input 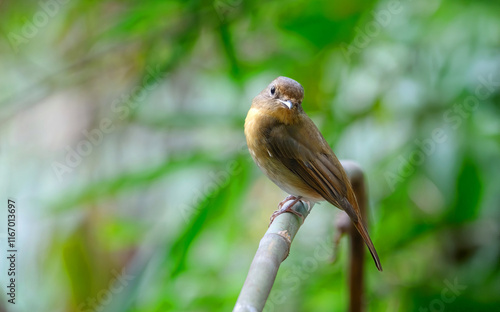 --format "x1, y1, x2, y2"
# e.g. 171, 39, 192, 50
270, 86, 276, 96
